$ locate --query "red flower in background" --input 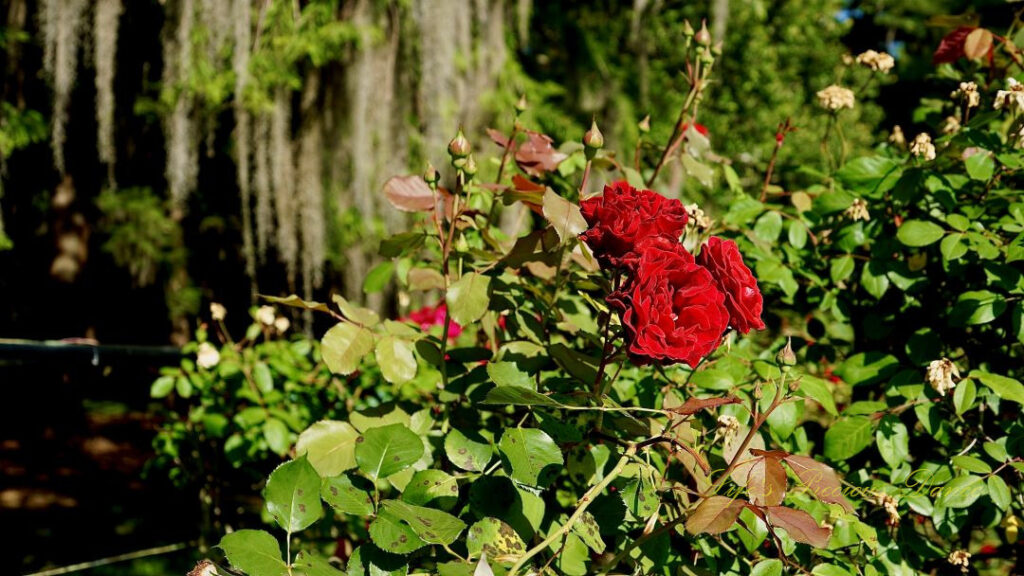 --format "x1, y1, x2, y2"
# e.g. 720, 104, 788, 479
682, 122, 710, 138
696, 237, 766, 334
580, 181, 688, 267
608, 237, 729, 367
405, 303, 462, 339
